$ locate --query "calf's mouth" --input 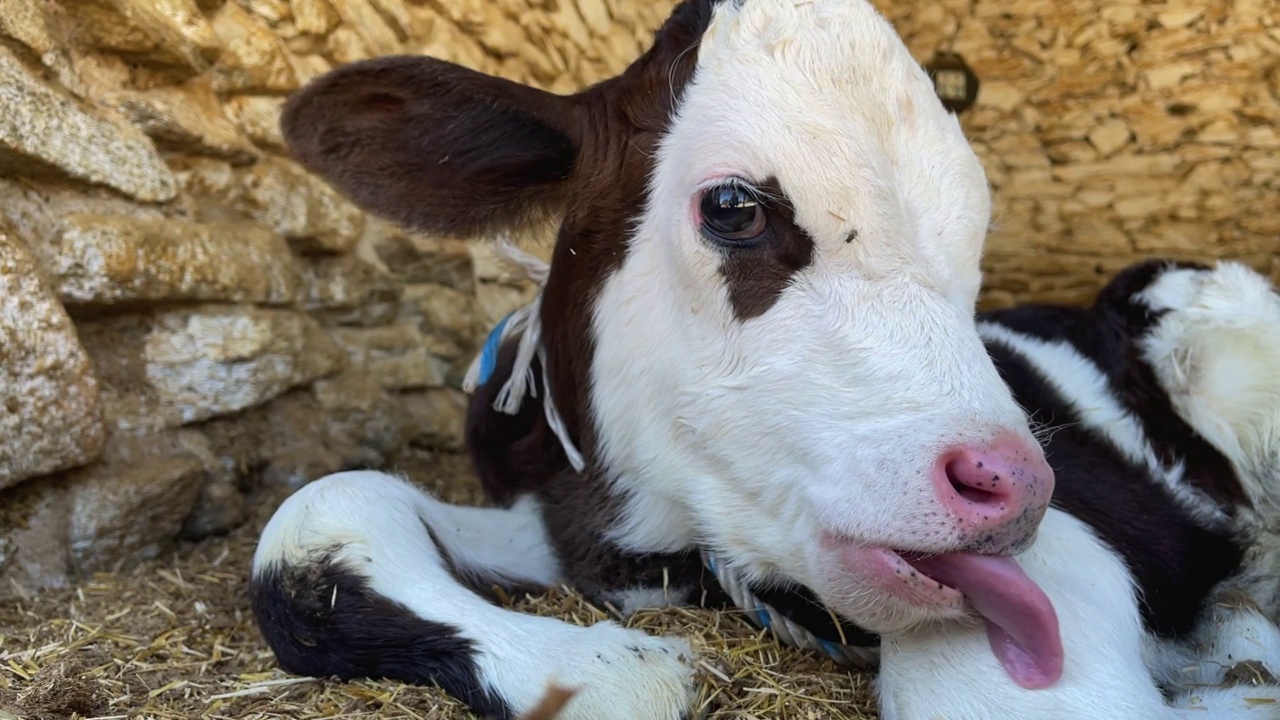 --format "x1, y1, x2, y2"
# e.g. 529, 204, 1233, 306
828, 537, 1064, 689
